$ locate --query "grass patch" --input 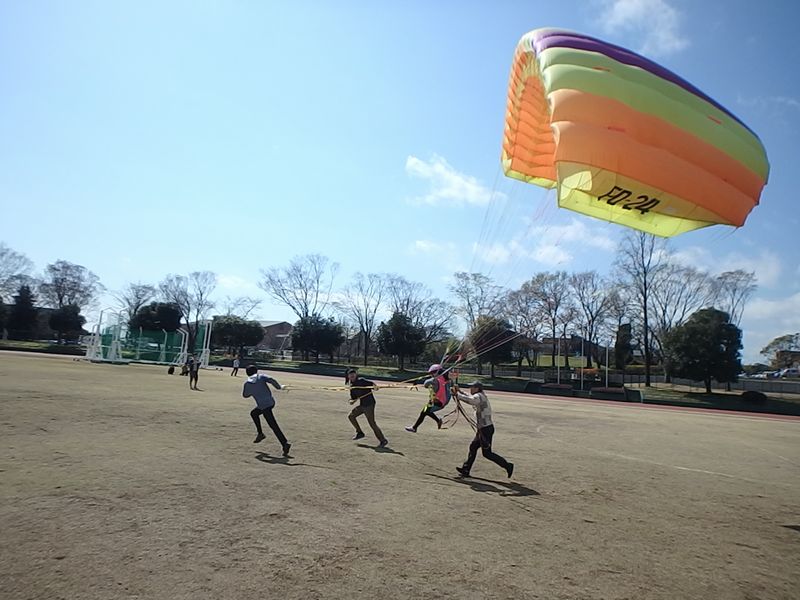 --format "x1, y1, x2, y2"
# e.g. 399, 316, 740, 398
0, 340, 85, 356
629, 385, 800, 416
